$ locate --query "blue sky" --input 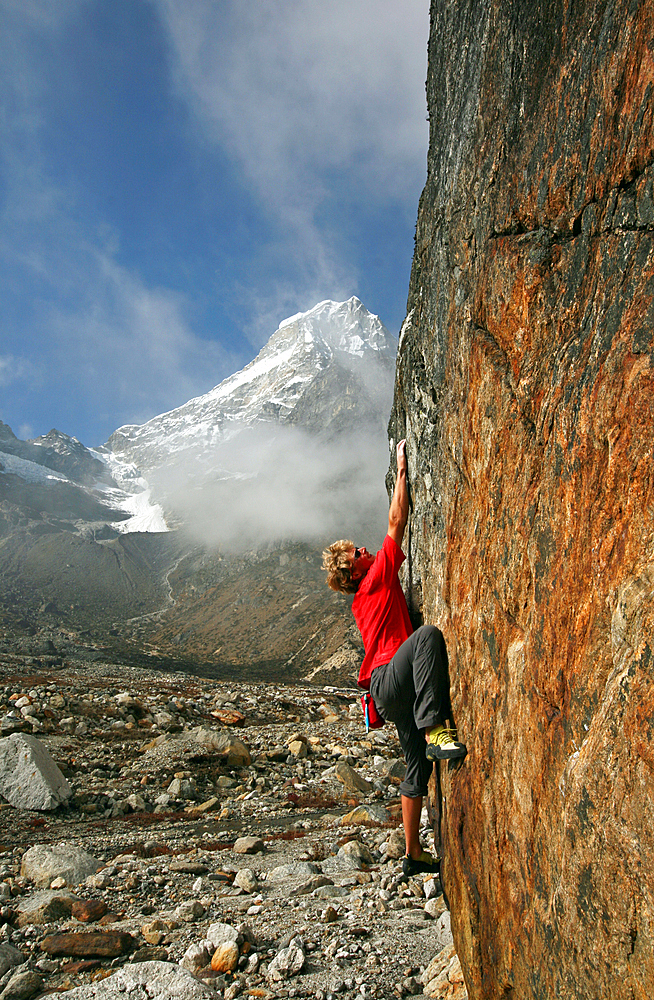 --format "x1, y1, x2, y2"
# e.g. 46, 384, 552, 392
0, 0, 429, 447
